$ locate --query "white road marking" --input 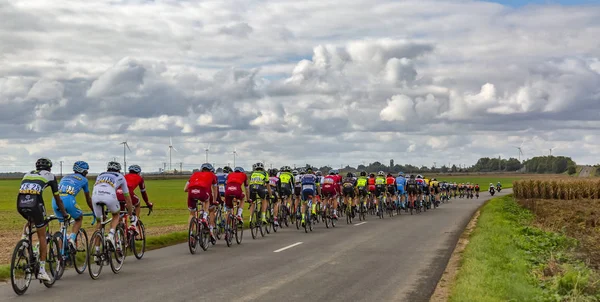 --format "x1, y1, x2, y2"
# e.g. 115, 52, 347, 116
354, 222, 367, 226
274, 242, 303, 253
